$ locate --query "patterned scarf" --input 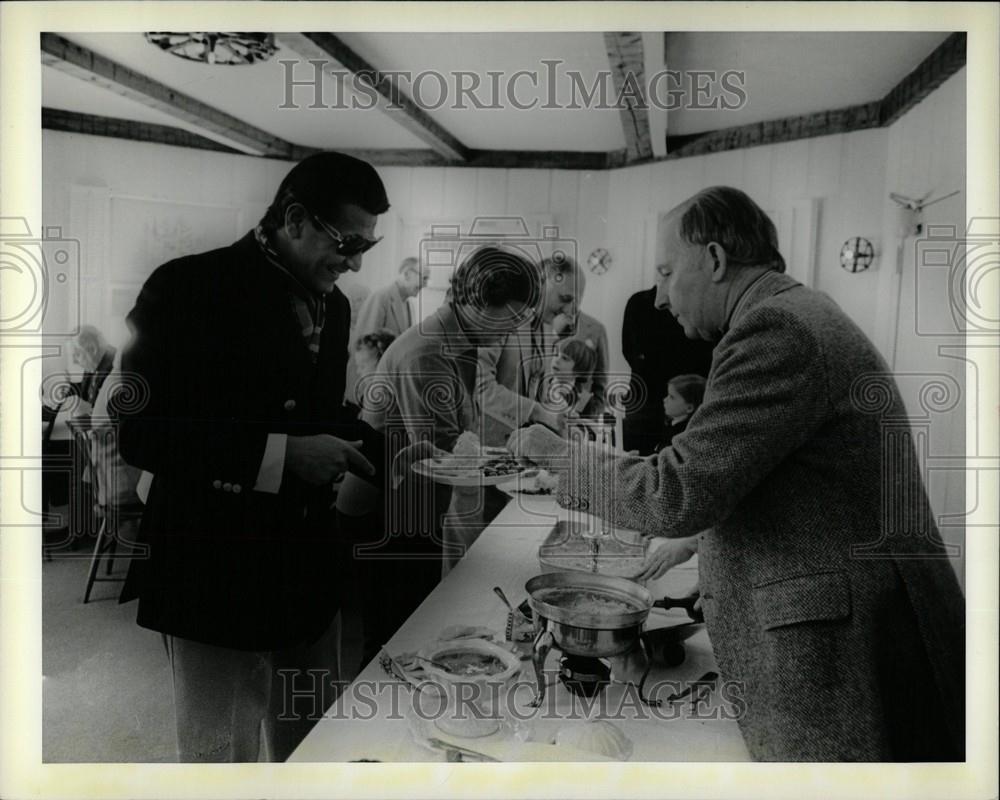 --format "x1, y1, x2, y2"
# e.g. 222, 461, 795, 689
254, 223, 325, 360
